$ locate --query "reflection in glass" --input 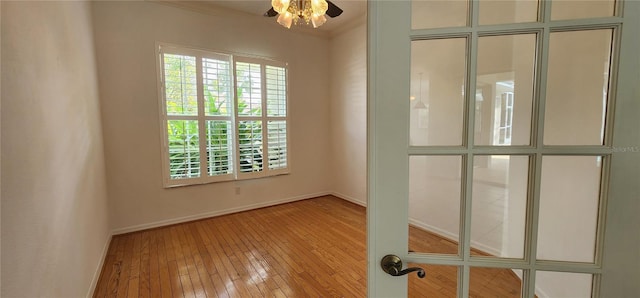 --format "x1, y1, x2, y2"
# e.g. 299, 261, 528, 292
408, 264, 457, 297
551, 0, 615, 20
412, 0, 467, 29
479, 0, 538, 25
536, 271, 593, 297
409, 156, 462, 255
475, 34, 536, 146
538, 156, 601, 263
411, 39, 466, 146
470, 267, 523, 297
471, 155, 528, 259
544, 29, 613, 145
